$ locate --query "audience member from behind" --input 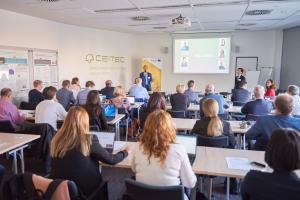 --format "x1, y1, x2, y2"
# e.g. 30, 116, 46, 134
77, 81, 95, 105
231, 80, 251, 105
170, 84, 189, 112
35, 86, 67, 131
129, 77, 149, 100
200, 84, 229, 117
288, 85, 300, 116
56, 80, 75, 111
265, 79, 275, 97
132, 110, 196, 198
192, 99, 236, 148
242, 128, 300, 200
241, 85, 273, 116
0, 88, 26, 130
234, 67, 246, 89
50, 106, 130, 198
70, 77, 81, 99
184, 80, 199, 104
99, 80, 115, 99
246, 94, 300, 150
84, 90, 108, 131
28, 80, 44, 108
139, 92, 166, 130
